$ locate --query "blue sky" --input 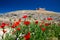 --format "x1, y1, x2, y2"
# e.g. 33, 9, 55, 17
0, 0, 60, 13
